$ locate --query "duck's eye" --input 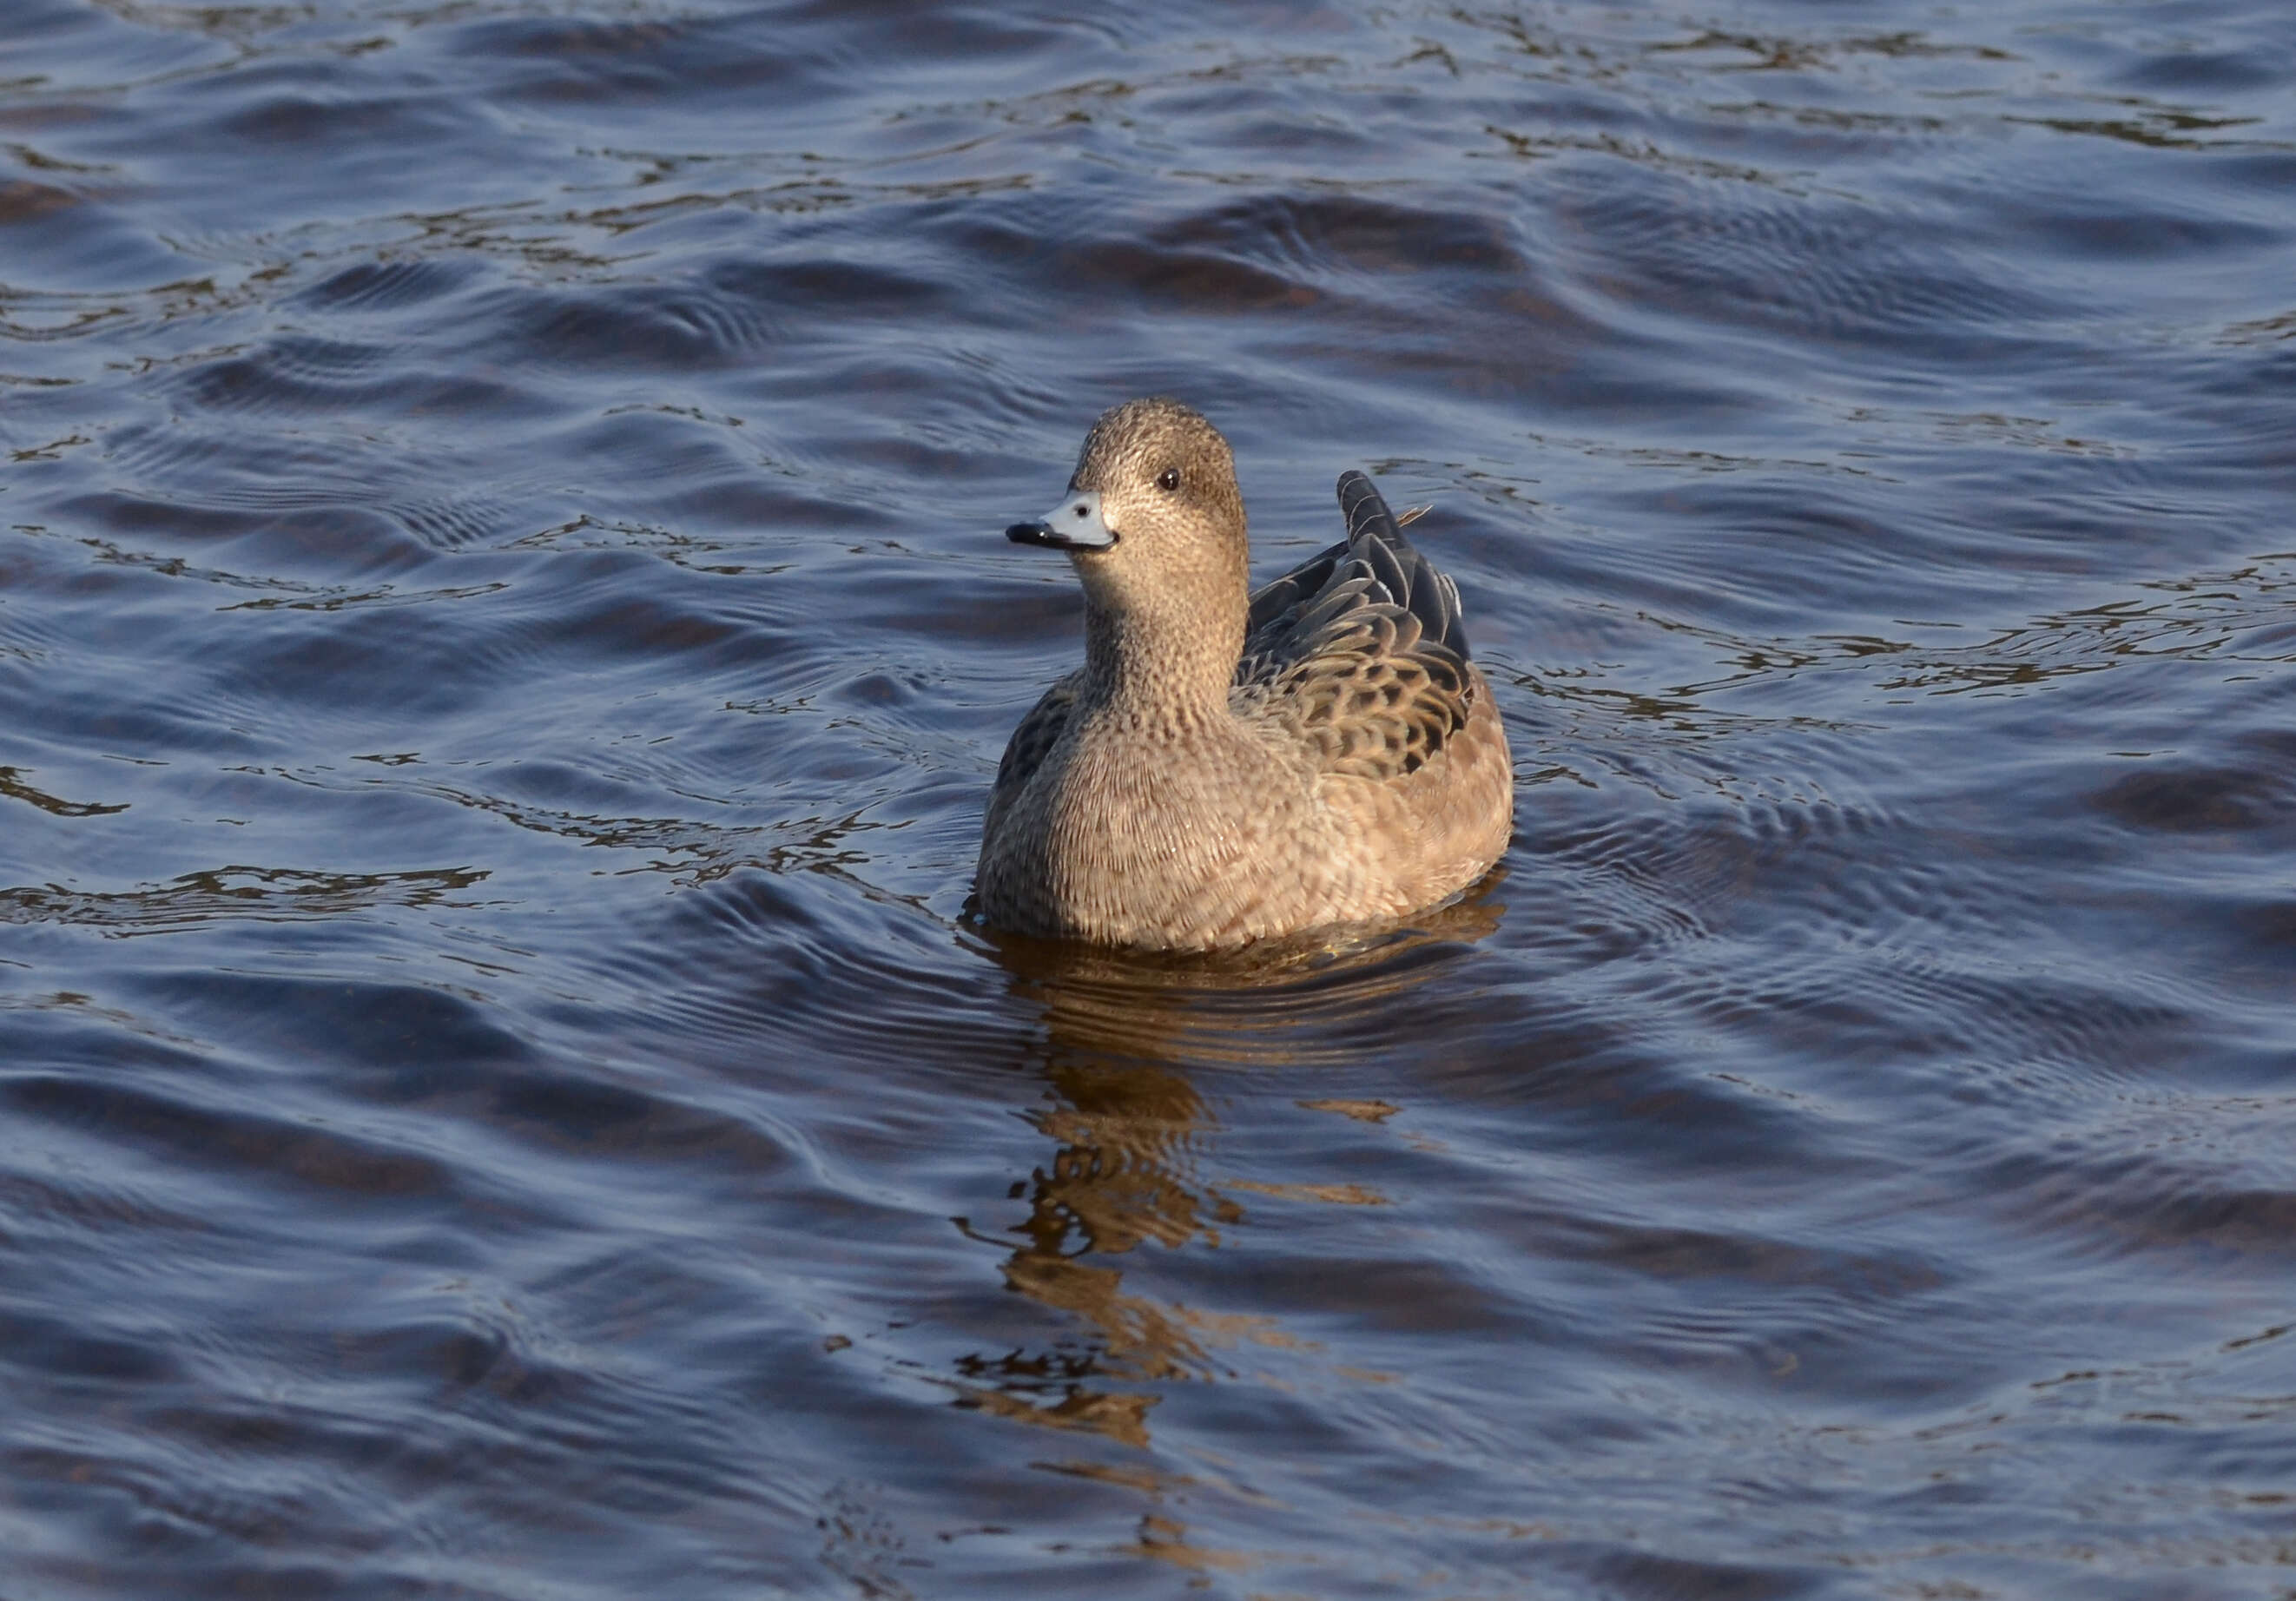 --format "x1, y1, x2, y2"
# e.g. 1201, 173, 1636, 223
1156, 466, 1180, 492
